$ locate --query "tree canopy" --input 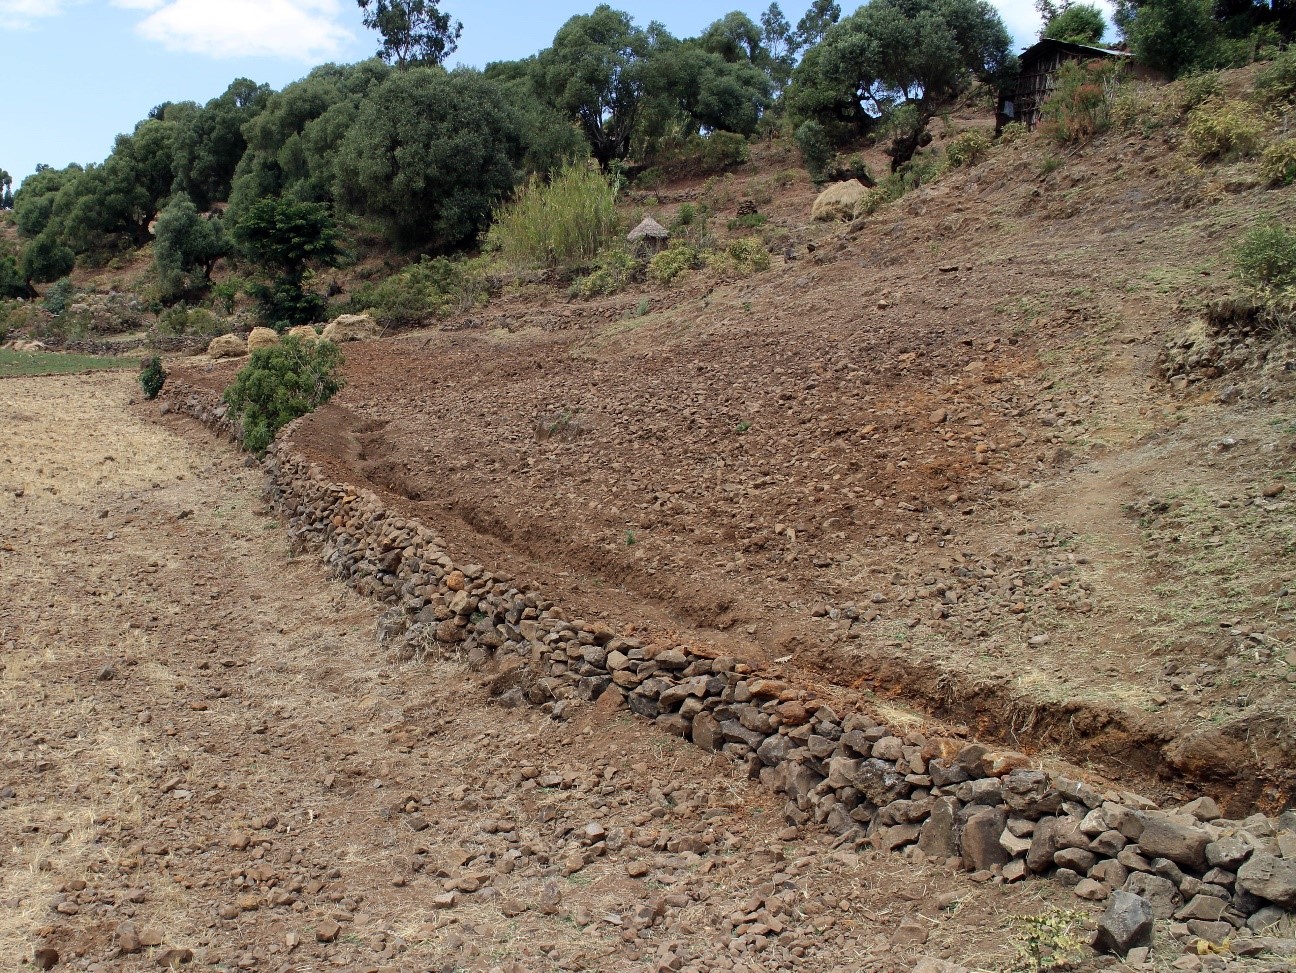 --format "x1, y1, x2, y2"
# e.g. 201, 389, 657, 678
787, 0, 1013, 163
332, 68, 524, 247
356, 0, 462, 66
1042, 3, 1108, 43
